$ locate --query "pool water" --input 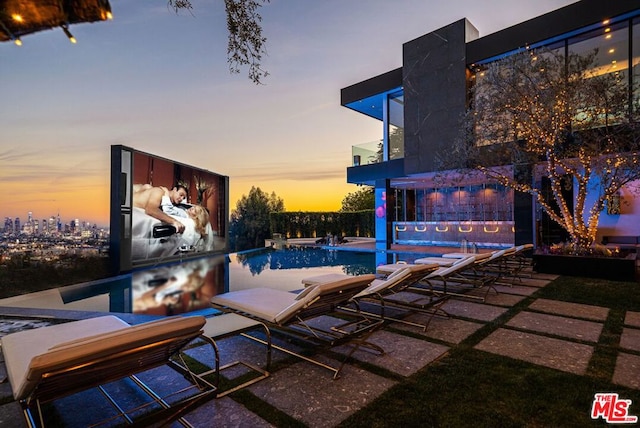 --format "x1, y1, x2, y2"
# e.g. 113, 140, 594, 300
0, 246, 382, 317
228, 246, 375, 291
